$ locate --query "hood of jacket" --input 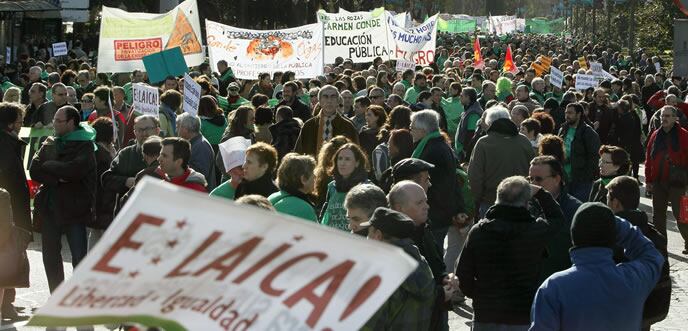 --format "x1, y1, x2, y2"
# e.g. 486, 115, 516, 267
487, 117, 519, 136
270, 118, 301, 136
